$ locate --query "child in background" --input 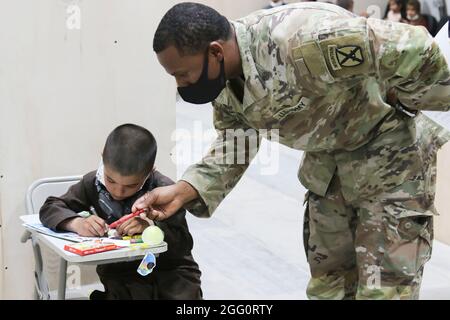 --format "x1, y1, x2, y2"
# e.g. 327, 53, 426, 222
403, 0, 428, 29
40, 124, 202, 300
385, 0, 403, 22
